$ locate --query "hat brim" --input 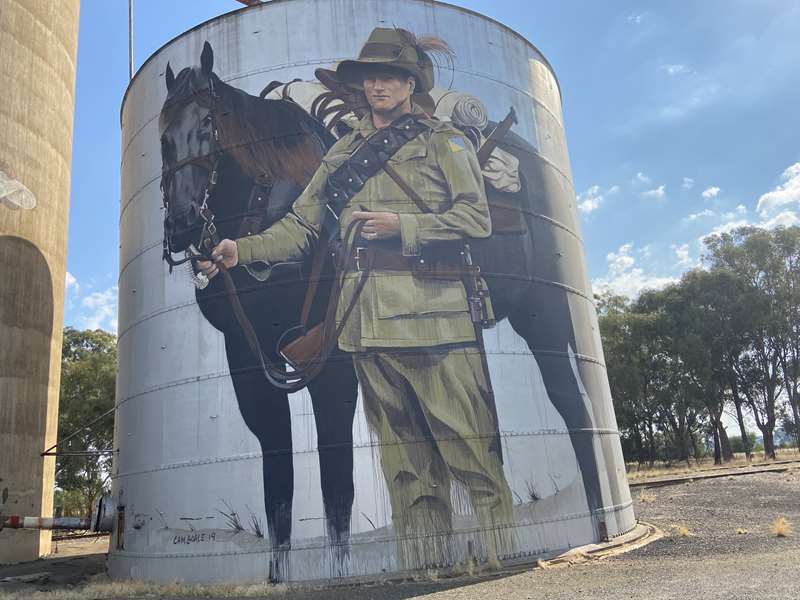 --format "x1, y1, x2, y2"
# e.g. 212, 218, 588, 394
335, 59, 429, 92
